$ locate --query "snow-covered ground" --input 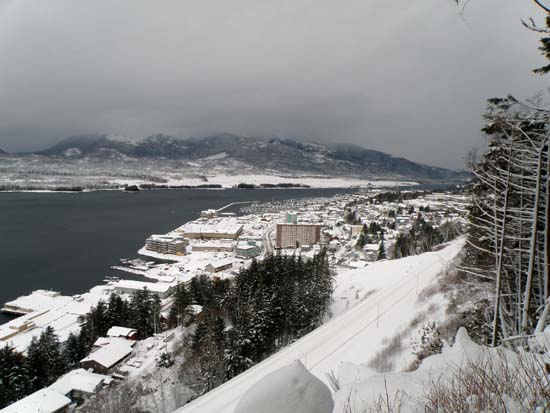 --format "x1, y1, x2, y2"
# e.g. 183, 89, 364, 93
0, 153, 423, 190
332, 325, 550, 412
161, 175, 418, 189
176, 238, 464, 413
